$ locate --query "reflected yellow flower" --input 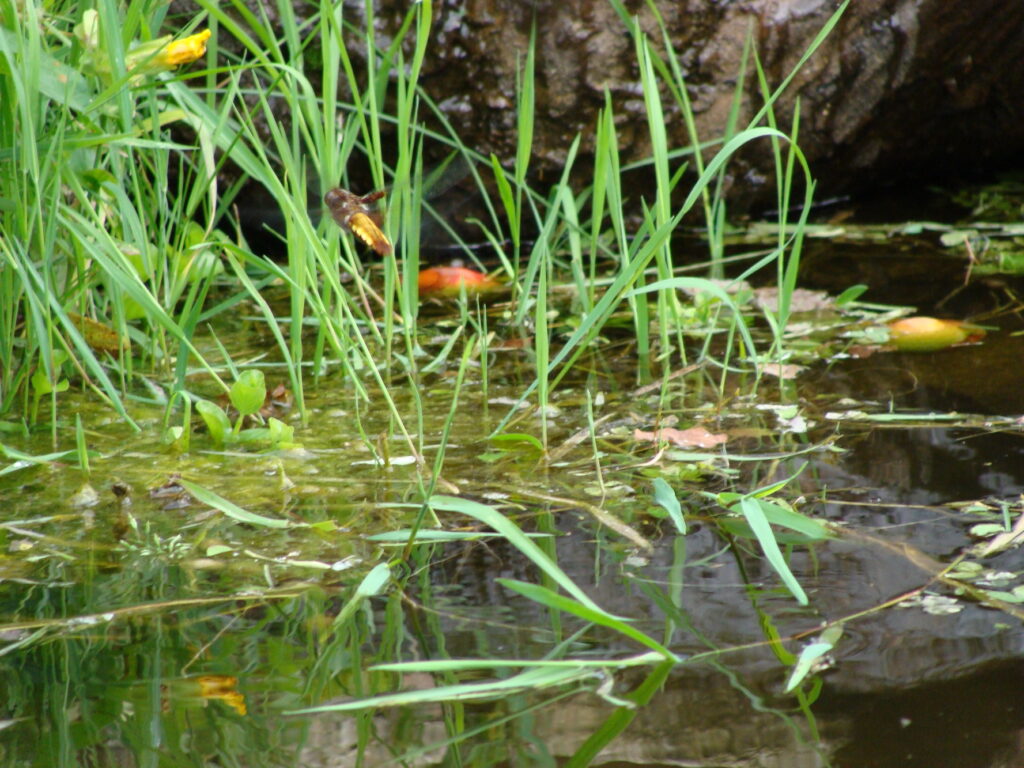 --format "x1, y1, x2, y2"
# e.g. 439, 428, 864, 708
221, 691, 248, 716
194, 675, 247, 716
196, 674, 238, 697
